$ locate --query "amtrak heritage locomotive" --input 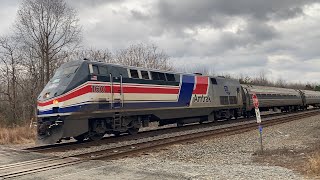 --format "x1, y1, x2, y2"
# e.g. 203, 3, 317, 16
37, 59, 320, 144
